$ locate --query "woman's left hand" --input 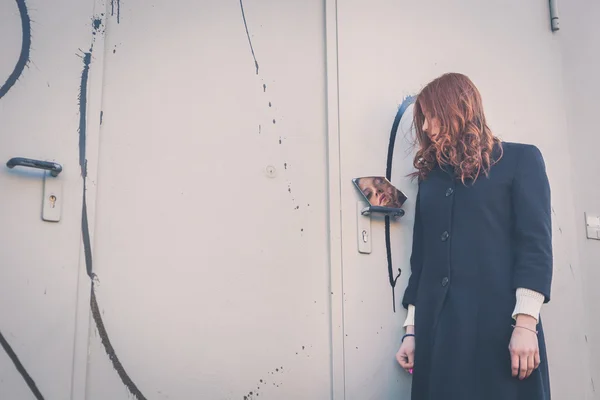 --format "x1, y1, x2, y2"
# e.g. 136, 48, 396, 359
508, 314, 540, 380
